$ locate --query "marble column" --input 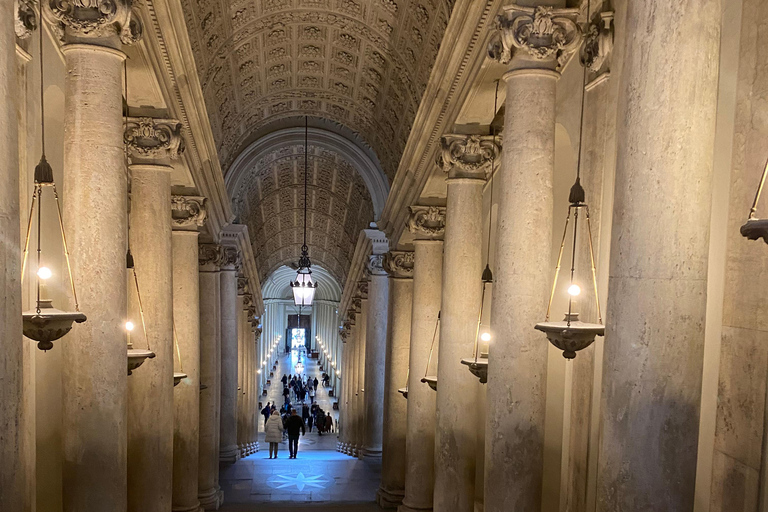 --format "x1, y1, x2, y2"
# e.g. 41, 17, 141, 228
377, 251, 414, 507
198, 244, 223, 510
434, 135, 498, 512
596, 1, 720, 509
171, 199, 206, 512
485, 5, 579, 510
0, 2, 22, 509
219, 247, 240, 463
126, 136, 179, 512
54, 7, 141, 511
400, 207, 446, 512
363, 255, 390, 459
